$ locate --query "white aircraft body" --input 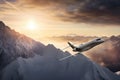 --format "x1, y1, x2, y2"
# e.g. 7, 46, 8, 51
68, 38, 104, 52
60, 38, 105, 61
